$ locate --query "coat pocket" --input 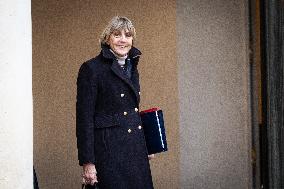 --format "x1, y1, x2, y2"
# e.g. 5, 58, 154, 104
94, 113, 119, 128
